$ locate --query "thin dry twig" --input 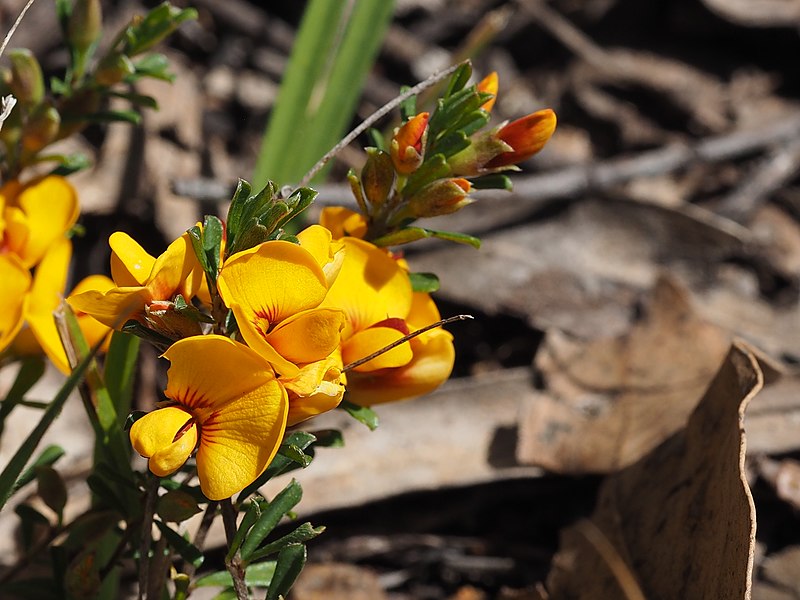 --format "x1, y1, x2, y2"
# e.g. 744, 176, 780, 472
0, 0, 36, 60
